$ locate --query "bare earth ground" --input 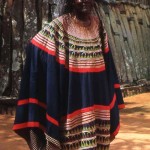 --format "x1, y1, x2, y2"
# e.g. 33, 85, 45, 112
0, 93, 150, 150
